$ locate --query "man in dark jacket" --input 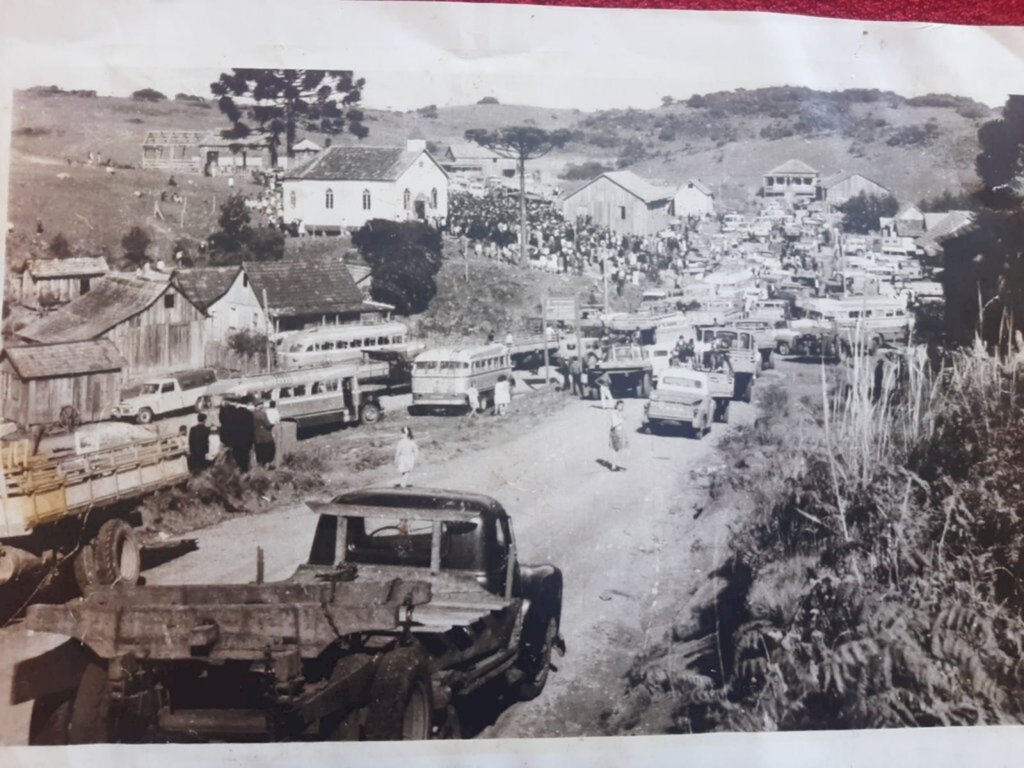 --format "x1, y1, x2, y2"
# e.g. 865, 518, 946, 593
253, 401, 276, 468
188, 413, 211, 472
